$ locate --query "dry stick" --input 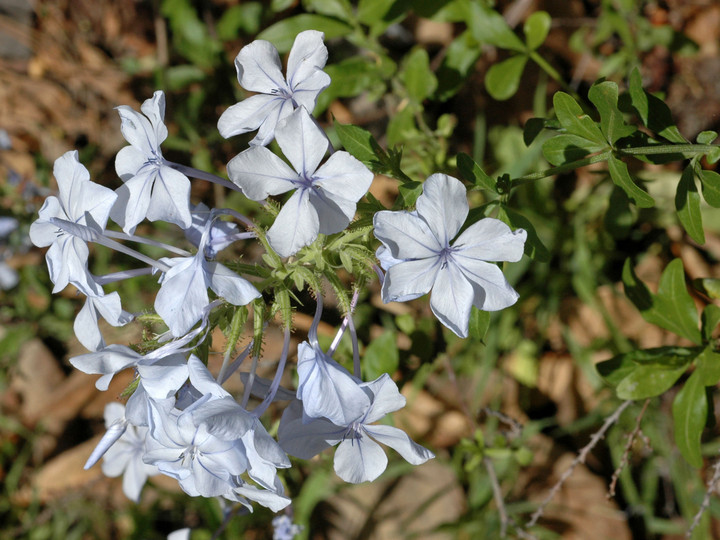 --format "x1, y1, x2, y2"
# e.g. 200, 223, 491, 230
608, 398, 651, 499
525, 399, 633, 530
687, 453, 720, 538
484, 456, 509, 537
484, 407, 523, 440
